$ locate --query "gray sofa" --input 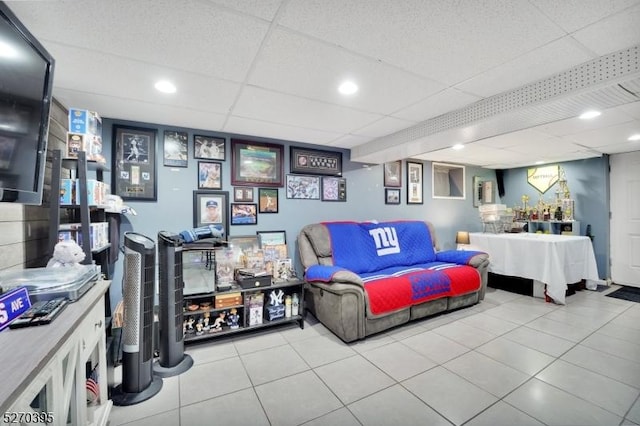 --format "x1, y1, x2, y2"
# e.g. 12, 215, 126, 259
298, 220, 489, 342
